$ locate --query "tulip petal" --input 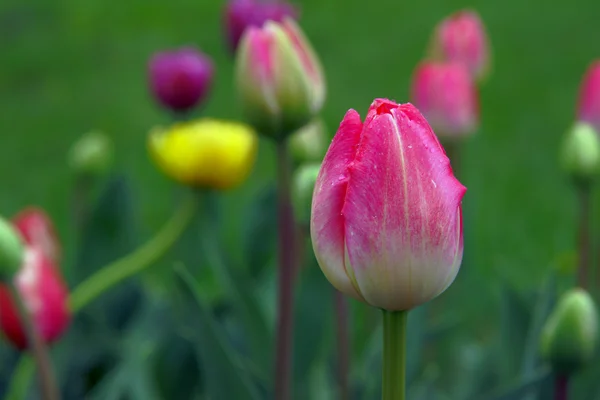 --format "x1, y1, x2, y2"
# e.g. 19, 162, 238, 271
342, 100, 465, 310
311, 109, 365, 300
